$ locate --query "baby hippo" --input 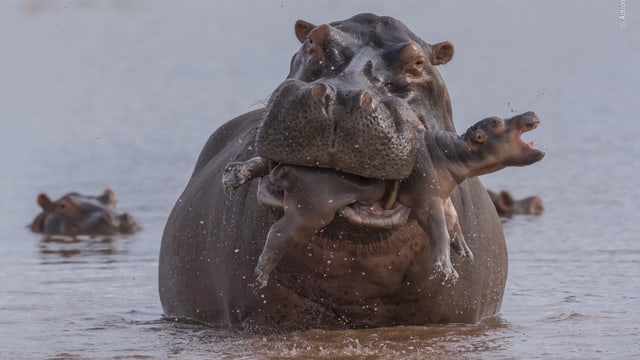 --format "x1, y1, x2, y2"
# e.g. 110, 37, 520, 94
30, 188, 139, 237
224, 112, 545, 287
